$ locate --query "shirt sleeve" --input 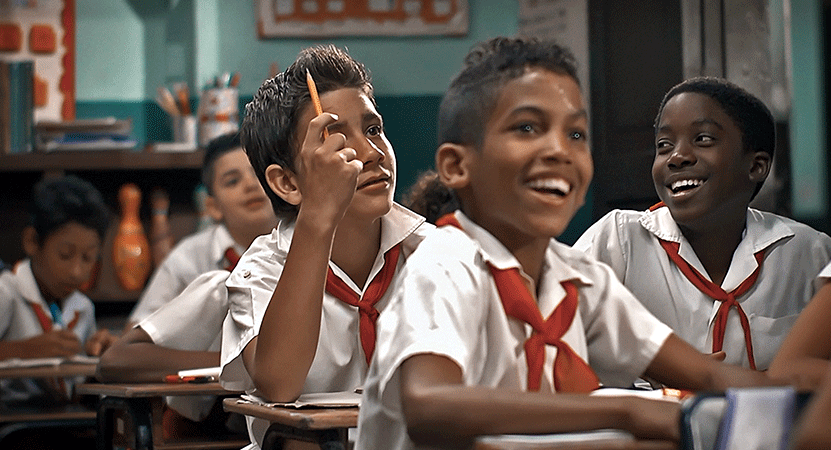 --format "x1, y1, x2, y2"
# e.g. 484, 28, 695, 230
578, 259, 673, 387
572, 211, 630, 281
219, 248, 286, 392
140, 270, 229, 352
374, 235, 487, 397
